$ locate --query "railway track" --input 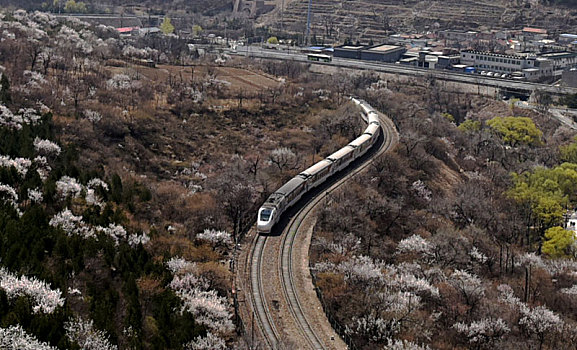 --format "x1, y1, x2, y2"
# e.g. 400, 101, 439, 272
250, 234, 280, 349
242, 108, 398, 349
